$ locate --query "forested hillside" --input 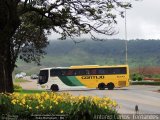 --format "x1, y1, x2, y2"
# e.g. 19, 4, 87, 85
16, 39, 160, 74
45, 39, 160, 66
